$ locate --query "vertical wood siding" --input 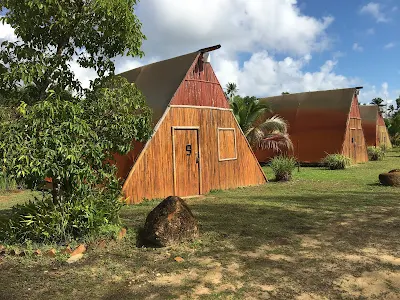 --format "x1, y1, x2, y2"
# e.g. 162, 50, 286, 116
218, 129, 237, 160
122, 107, 266, 204
171, 56, 230, 108
341, 97, 368, 163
